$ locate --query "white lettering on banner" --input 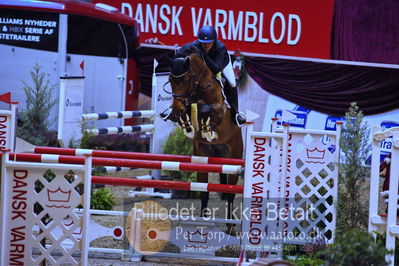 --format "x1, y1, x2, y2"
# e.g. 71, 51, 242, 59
191, 7, 202, 36
0, 33, 40, 42
134, 4, 145, 33
44, 28, 54, 35
244, 12, 257, 42
258, 13, 269, 43
24, 20, 56, 27
120, 2, 301, 45
270, 12, 285, 44
145, 4, 158, 33
121, 3, 133, 17
123, 3, 182, 35
215, 9, 227, 39
288, 14, 301, 45
159, 4, 171, 34
171, 6, 183, 35
0, 18, 23, 25
228, 10, 243, 41
25, 27, 43, 34
0, 17, 57, 44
